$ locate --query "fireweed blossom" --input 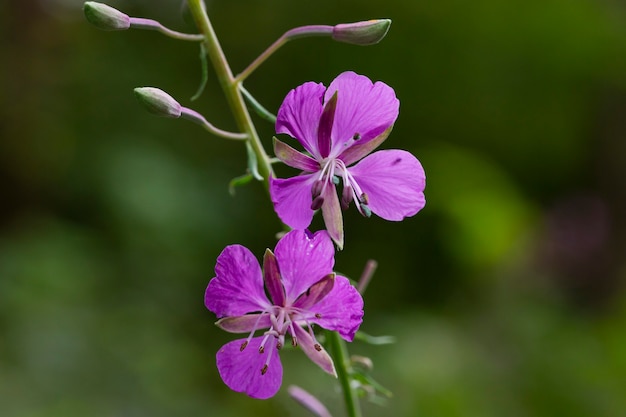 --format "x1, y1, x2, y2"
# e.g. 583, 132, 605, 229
205, 230, 364, 399
270, 71, 426, 248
